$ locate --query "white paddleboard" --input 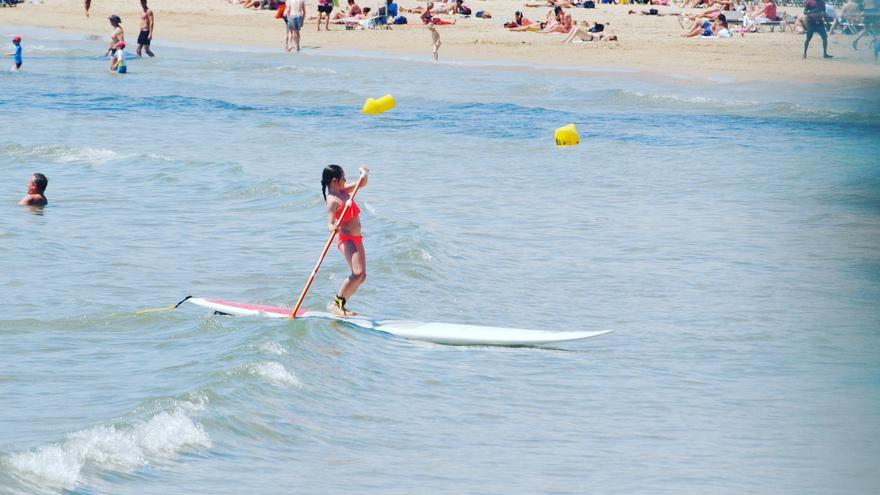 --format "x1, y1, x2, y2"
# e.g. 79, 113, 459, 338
187, 298, 611, 346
